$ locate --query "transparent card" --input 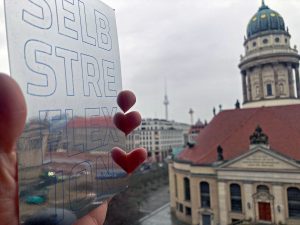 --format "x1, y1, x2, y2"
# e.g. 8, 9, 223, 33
4, 0, 127, 224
